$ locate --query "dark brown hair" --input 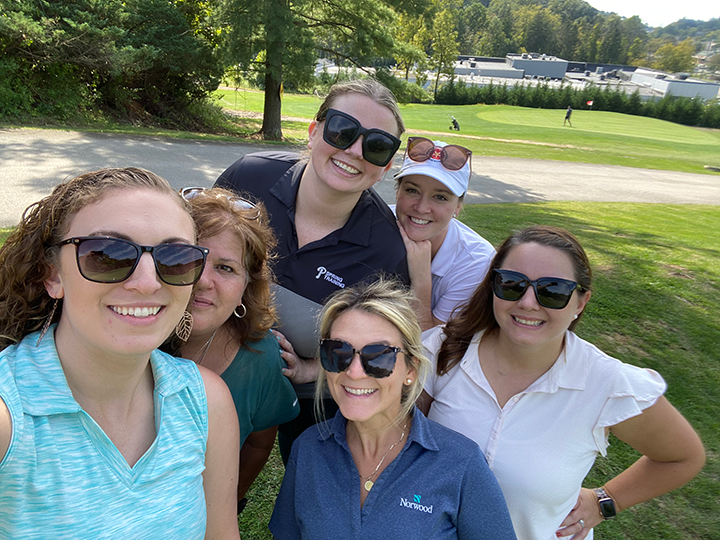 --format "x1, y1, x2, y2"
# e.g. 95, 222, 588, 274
436, 226, 592, 375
